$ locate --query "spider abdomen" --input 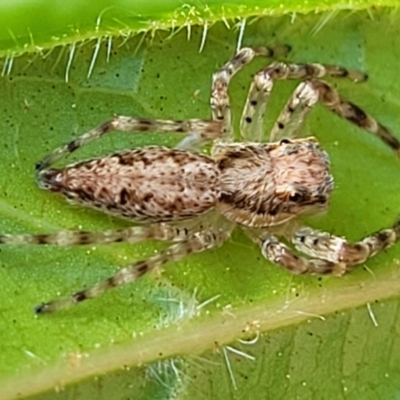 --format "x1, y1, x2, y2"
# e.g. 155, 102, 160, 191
37, 146, 221, 222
